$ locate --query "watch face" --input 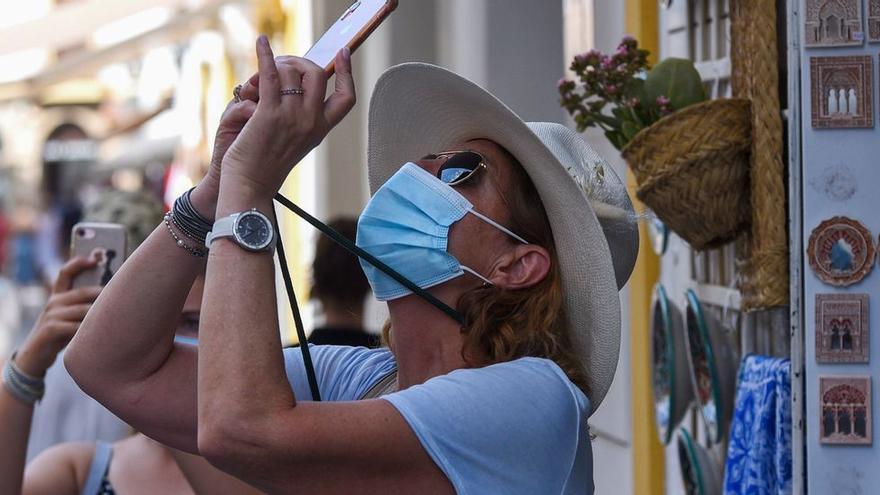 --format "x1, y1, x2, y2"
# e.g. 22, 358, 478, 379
235, 212, 273, 249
